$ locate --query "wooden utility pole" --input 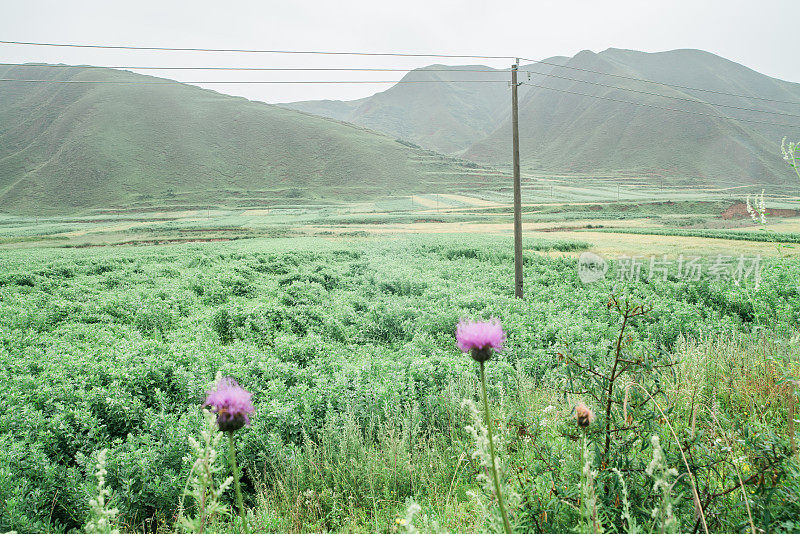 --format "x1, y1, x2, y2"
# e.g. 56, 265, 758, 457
511, 61, 523, 299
